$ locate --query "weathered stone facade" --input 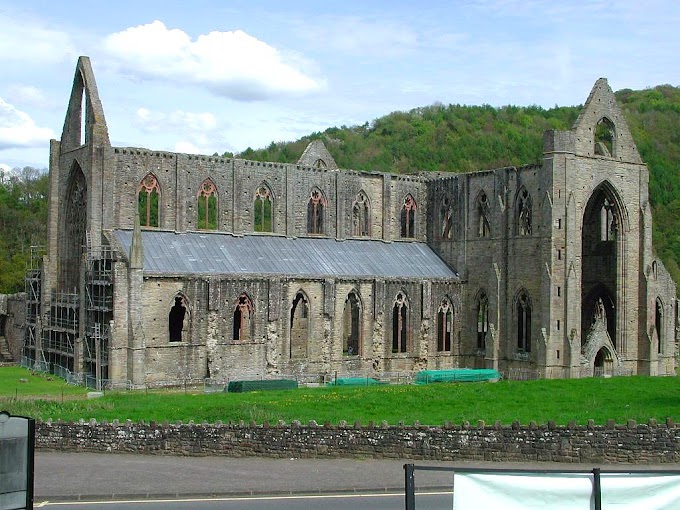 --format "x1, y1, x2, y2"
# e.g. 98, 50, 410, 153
22, 57, 677, 387
0, 293, 25, 362
34, 419, 680, 464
